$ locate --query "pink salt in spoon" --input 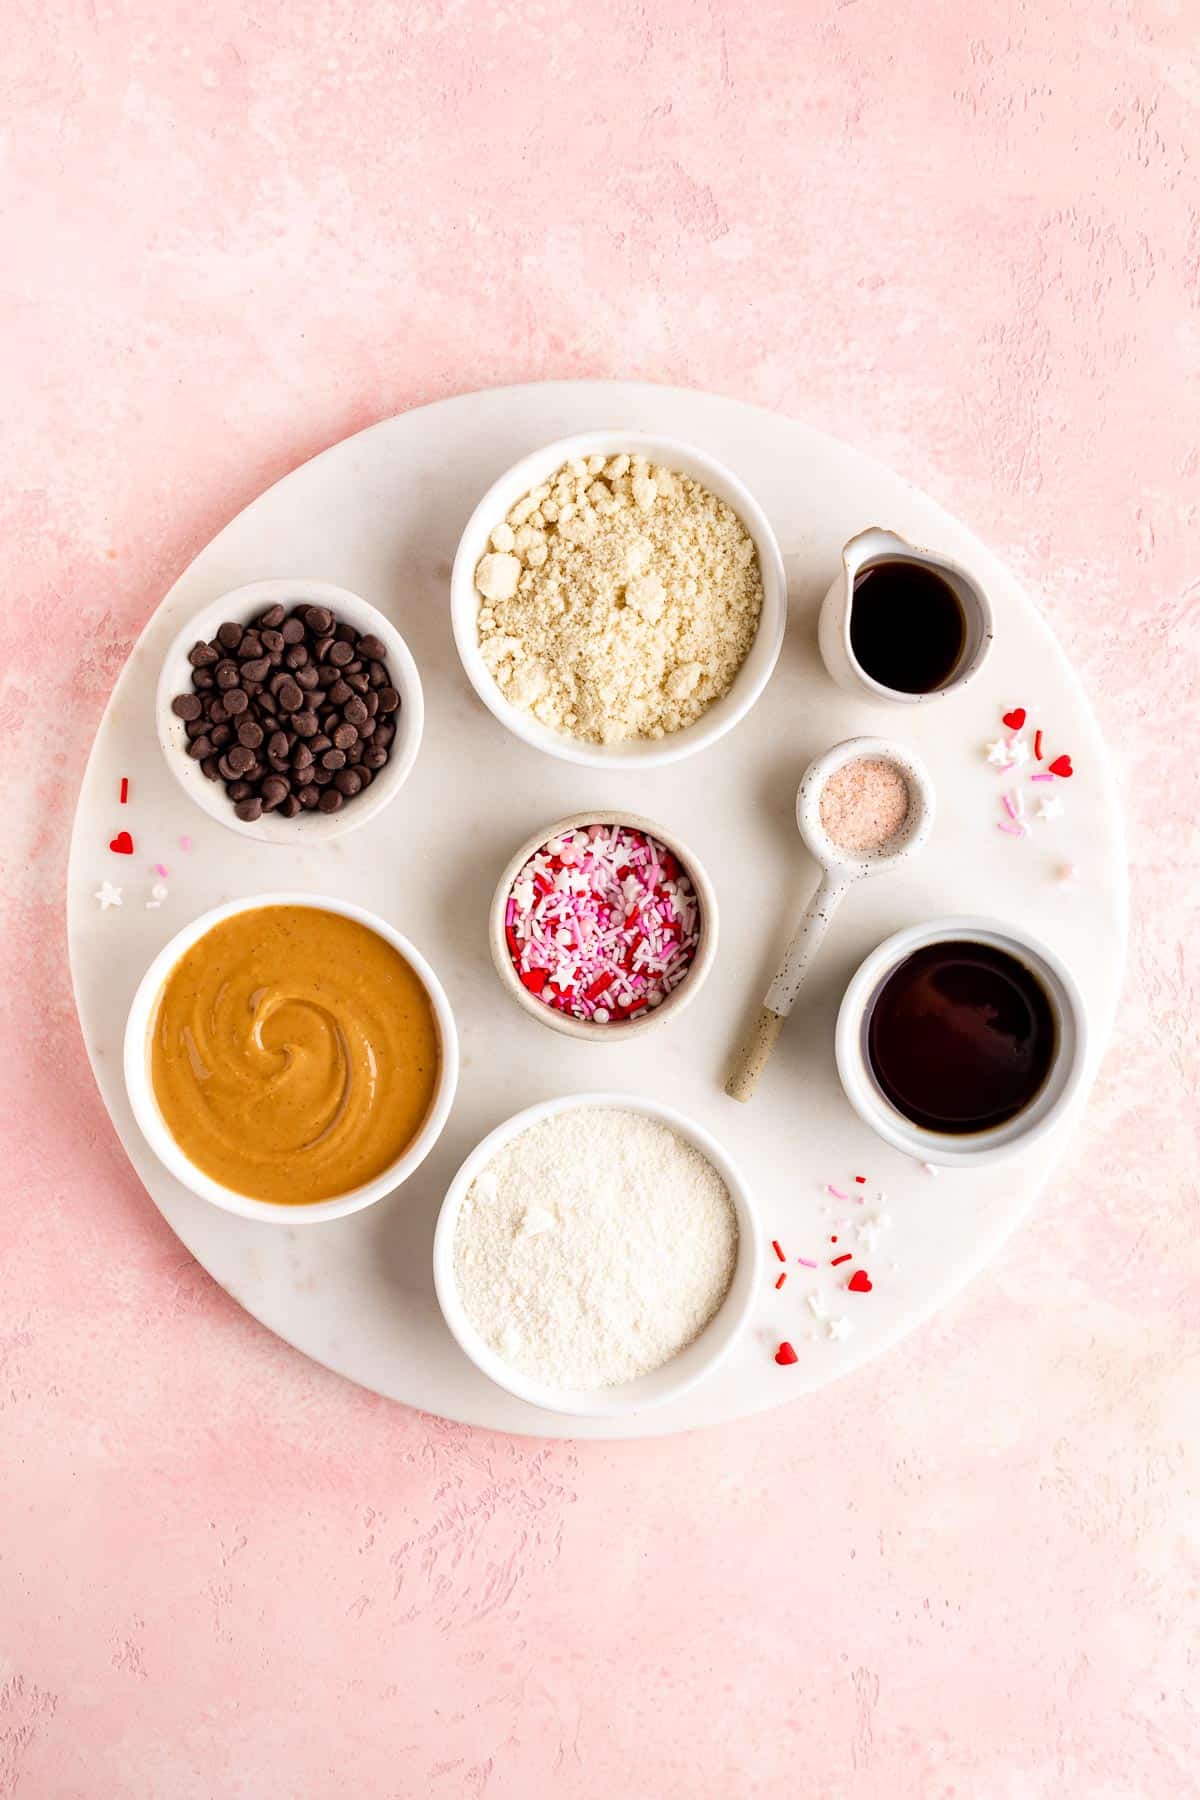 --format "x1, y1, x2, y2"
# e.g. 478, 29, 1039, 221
725, 735, 935, 1102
